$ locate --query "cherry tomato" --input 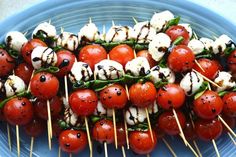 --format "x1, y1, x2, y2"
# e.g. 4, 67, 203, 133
129, 82, 157, 108
183, 121, 197, 141
109, 44, 135, 67
34, 96, 63, 120
99, 84, 127, 109
21, 39, 47, 65
93, 119, 114, 144
116, 123, 126, 147
221, 114, 235, 132
222, 92, 236, 117
194, 90, 223, 119
4, 97, 33, 125
156, 84, 185, 110
0, 48, 15, 77
30, 72, 59, 100
193, 58, 221, 80
167, 45, 195, 72
79, 44, 107, 70
158, 110, 186, 135
69, 89, 98, 116
195, 118, 222, 141
137, 50, 157, 68
228, 50, 236, 73
59, 130, 87, 153
166, 25, 190, 45
129, 131, 157, 155
24, 117, 45, 137
56, 49, 76, 77
15, 63, 33, 84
